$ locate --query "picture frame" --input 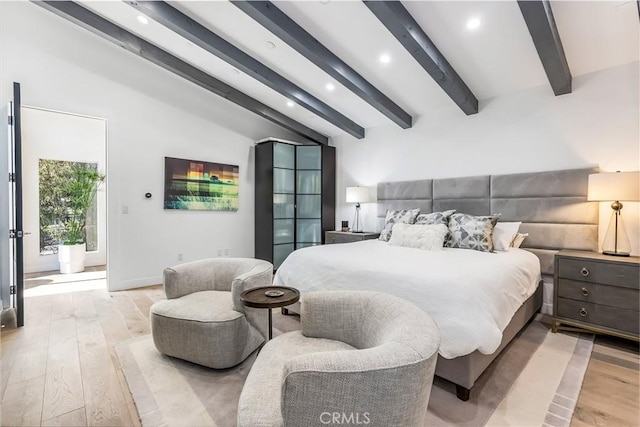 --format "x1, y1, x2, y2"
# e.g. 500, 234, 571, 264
164, 156, 239, 211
